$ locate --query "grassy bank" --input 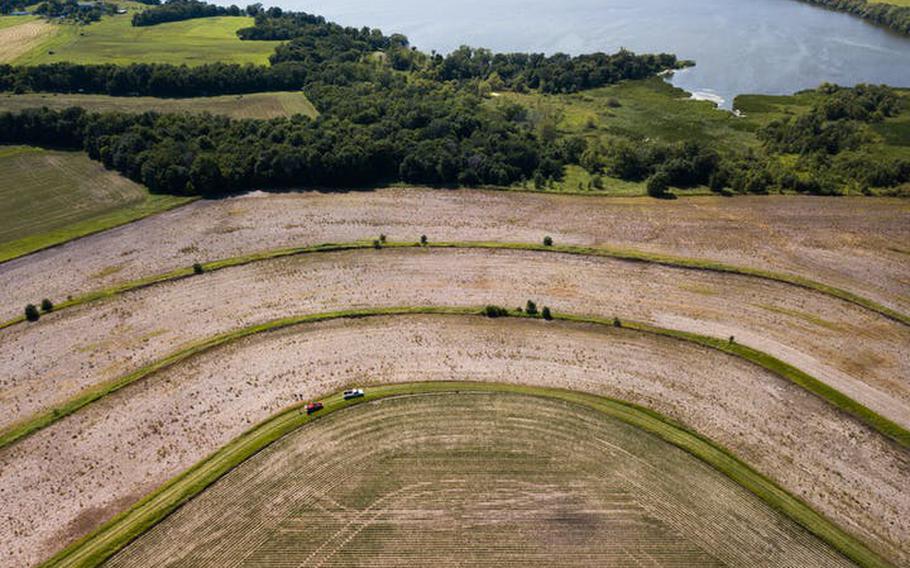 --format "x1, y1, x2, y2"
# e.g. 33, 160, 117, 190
39, 381, 892, 568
